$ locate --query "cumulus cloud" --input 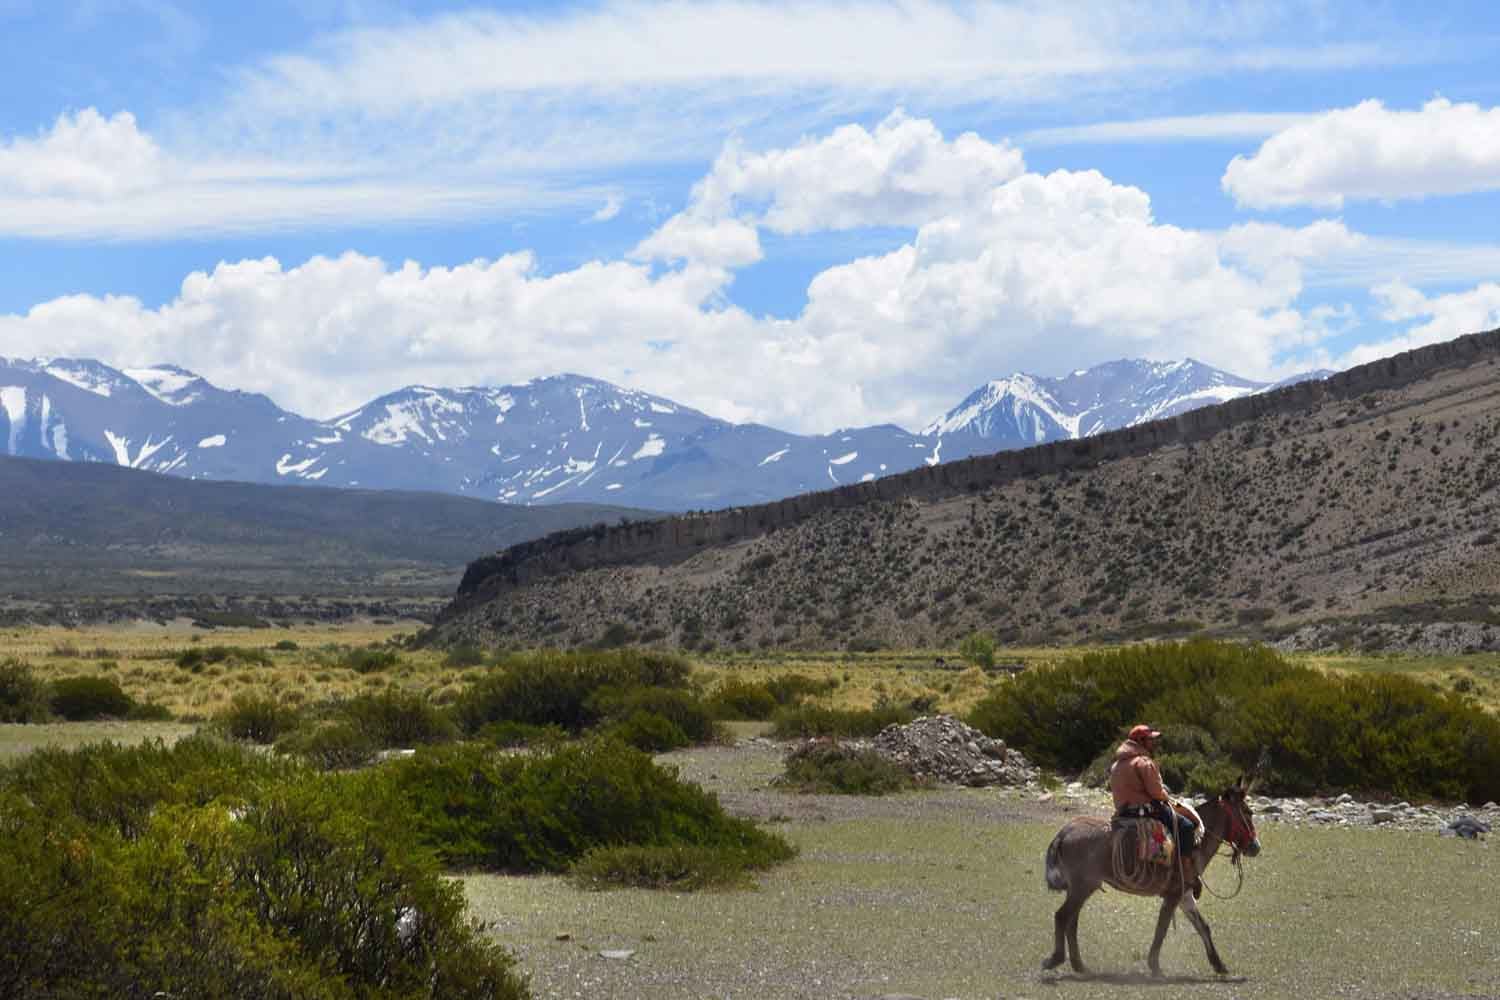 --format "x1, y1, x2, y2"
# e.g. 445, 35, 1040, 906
1223, 98, 1500, 209
0, 109, 165, 198
686, 111, 1026, 233
2, 115, 1358, 433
